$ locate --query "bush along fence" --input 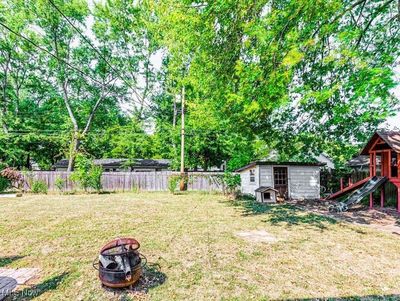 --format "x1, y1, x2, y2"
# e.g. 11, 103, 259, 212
21, 171, 226, 193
